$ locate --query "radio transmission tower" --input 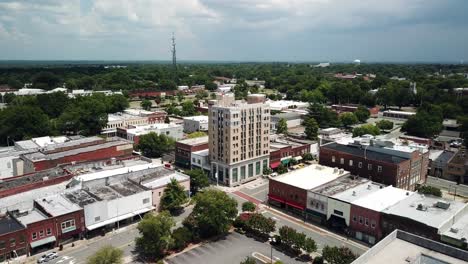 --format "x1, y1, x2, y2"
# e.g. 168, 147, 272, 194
171, 32, 177, 80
